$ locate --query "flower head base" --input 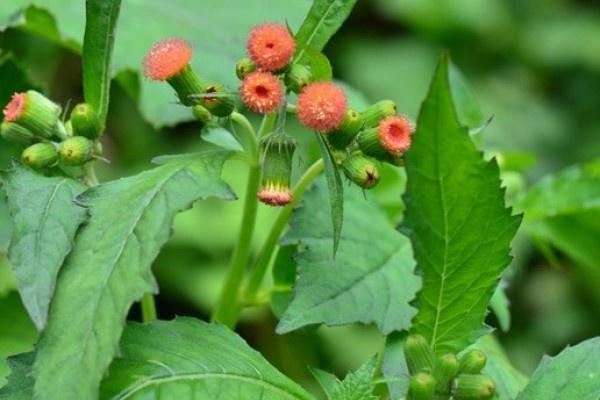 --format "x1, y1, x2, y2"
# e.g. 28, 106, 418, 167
247, 23, 295, 71
297, 82, 347, 133
144, 38, 193, 81
257, 183, 293, 206
2, 91, 60, 139
240, 71, 283, 114
3, 93, 26, 122
378, 115, 414, 154
258, 134, 296, 207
